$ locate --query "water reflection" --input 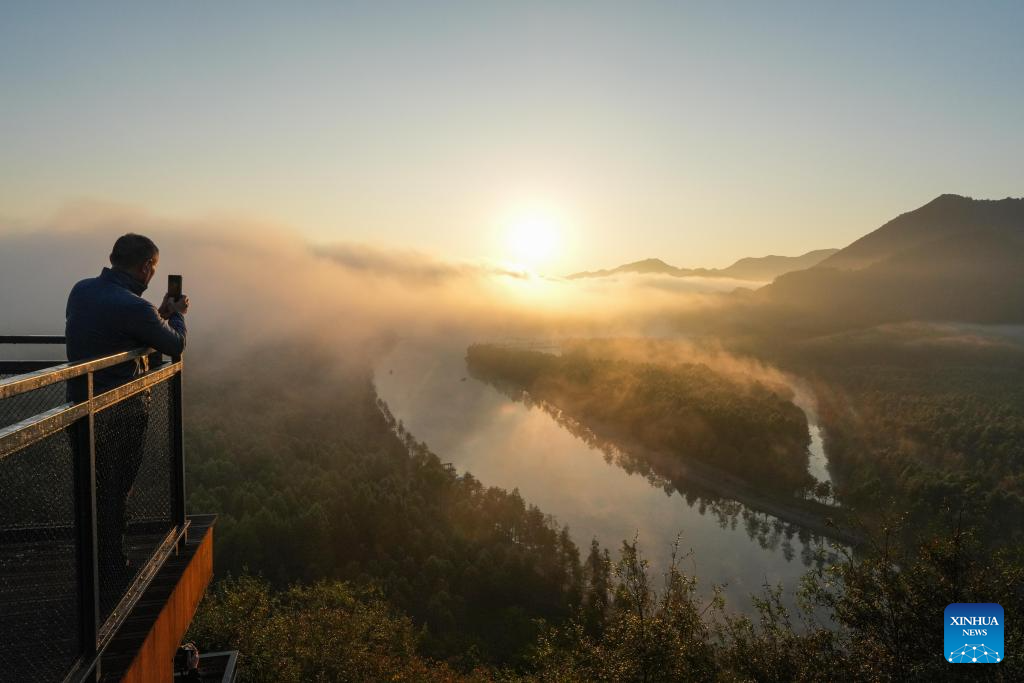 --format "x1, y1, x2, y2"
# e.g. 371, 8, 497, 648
374, 339, 844, 614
